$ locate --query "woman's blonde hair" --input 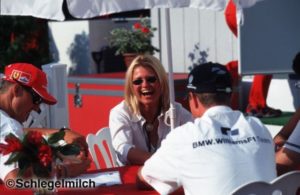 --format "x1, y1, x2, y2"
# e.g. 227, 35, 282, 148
124, 54, 170, 115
